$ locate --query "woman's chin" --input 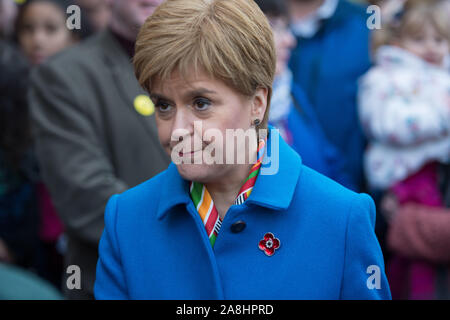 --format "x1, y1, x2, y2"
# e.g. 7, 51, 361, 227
176, 163, 216, 183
